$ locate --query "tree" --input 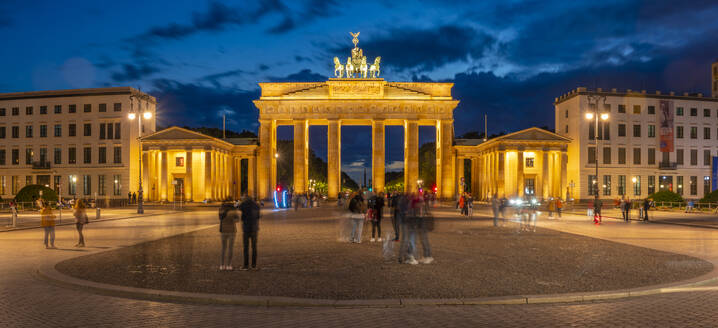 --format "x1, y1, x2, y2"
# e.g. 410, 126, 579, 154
418, 142, 436, 187
15, 185, 58, 203
649, 190, 683, 203
275, 139, 359, 191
